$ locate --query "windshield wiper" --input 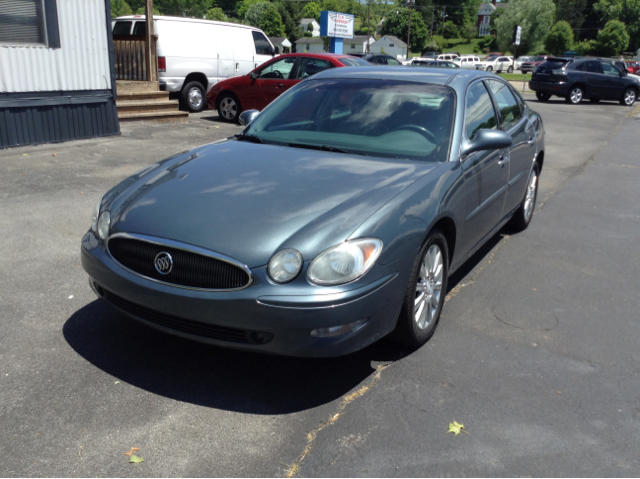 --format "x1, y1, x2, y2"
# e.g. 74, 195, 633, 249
232, 134, 265, 144
288, 143, 367, 156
